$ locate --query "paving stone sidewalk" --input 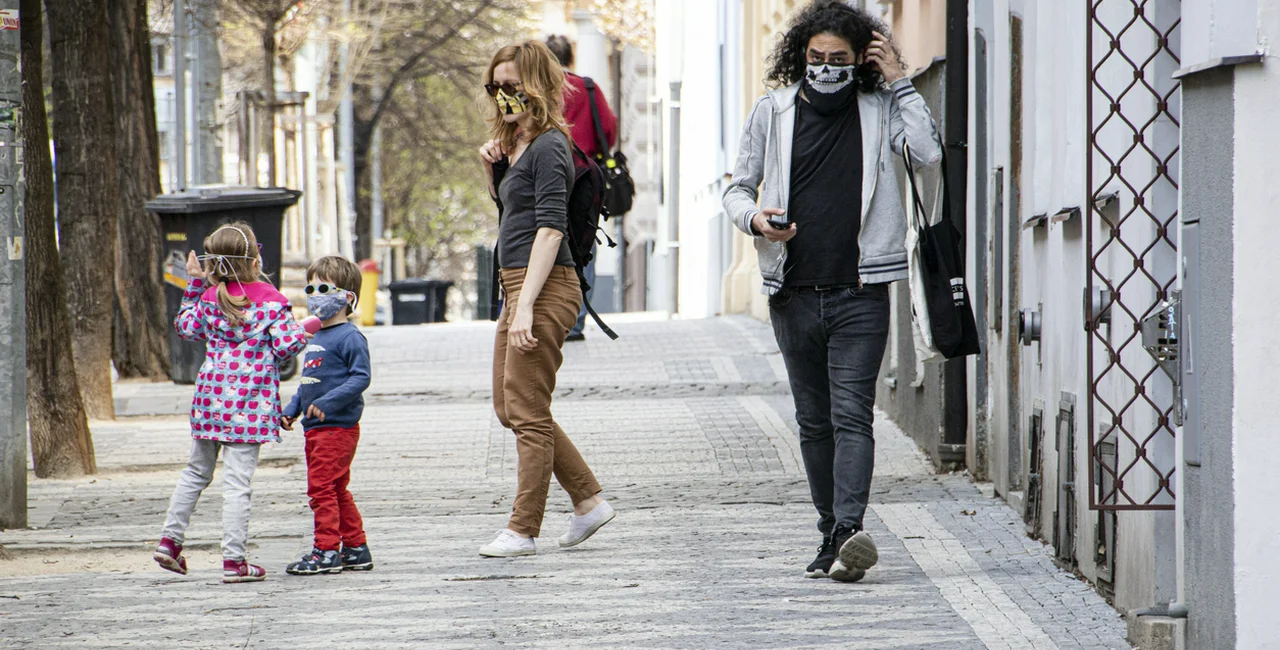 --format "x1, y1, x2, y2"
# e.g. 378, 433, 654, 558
0, 316, 1131, 649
